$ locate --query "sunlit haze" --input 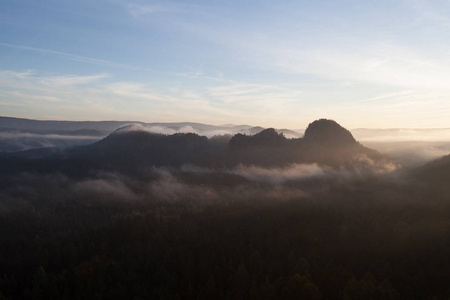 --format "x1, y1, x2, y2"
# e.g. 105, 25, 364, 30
1, 1, 450, 129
